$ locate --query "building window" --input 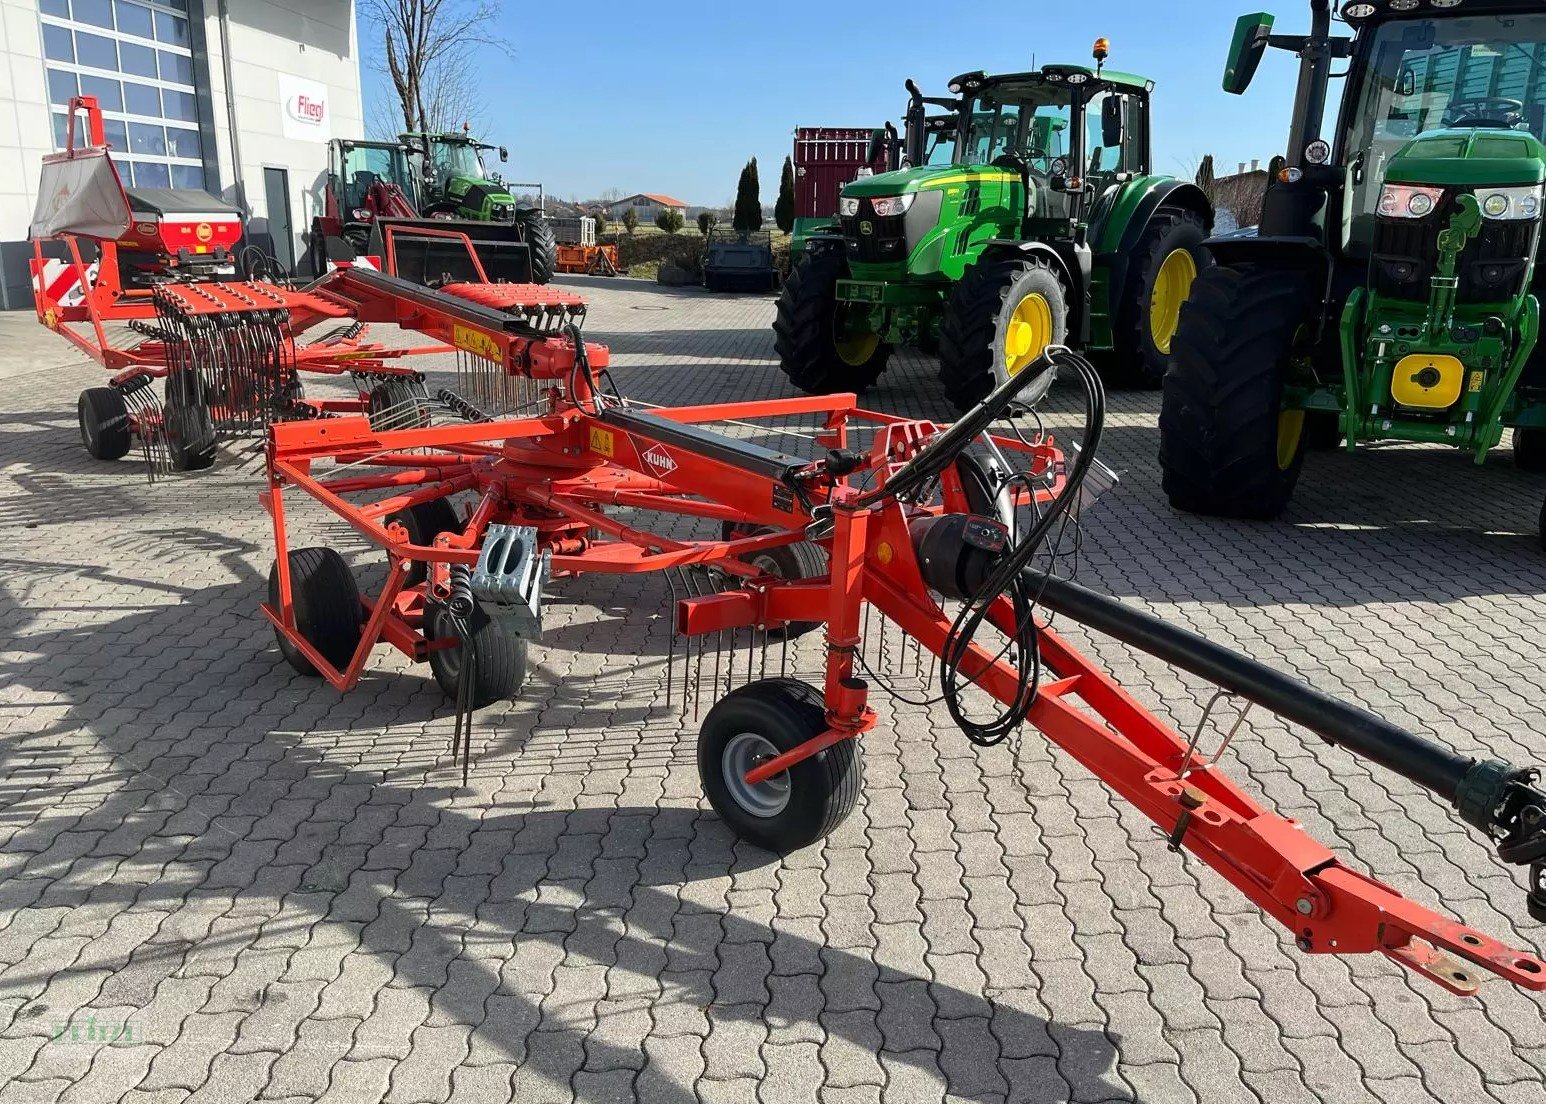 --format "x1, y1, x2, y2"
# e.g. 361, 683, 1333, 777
40, 0, 205, 192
